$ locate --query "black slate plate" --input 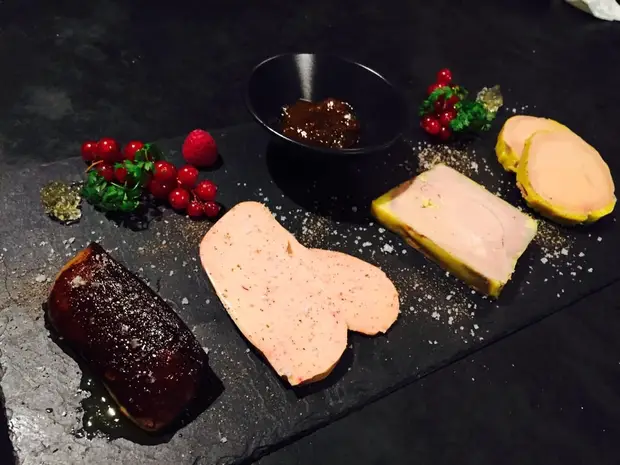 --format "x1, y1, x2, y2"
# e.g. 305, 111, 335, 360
0, 122, 619, 465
